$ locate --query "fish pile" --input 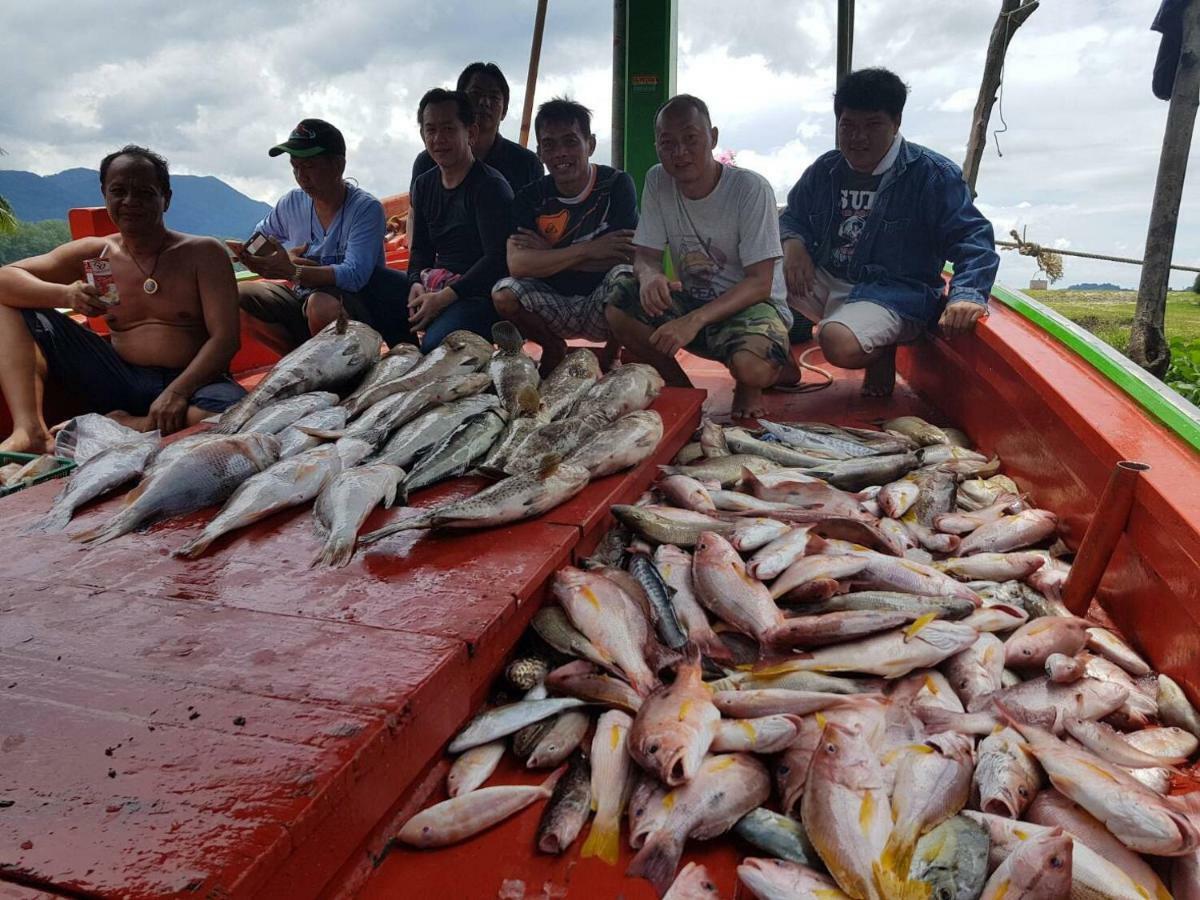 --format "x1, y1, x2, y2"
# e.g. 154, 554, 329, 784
0, 453, 68, 491
396, 415, 1200, 900
22, 321, 666, 567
